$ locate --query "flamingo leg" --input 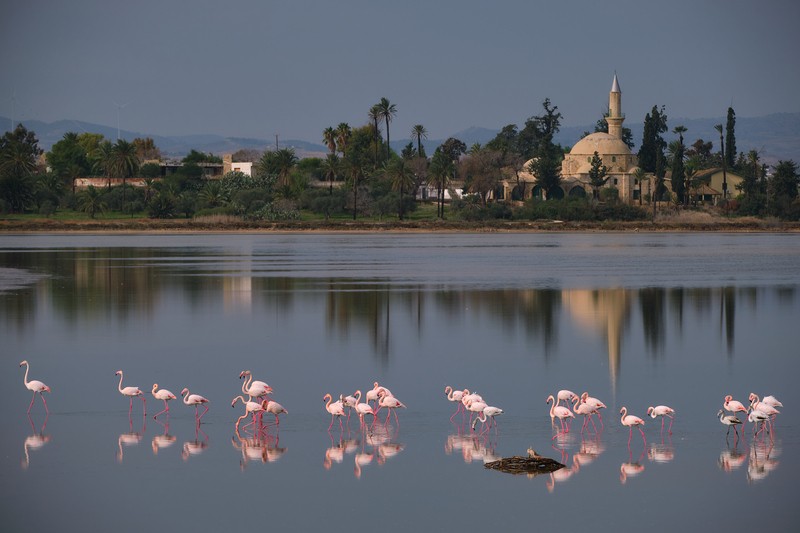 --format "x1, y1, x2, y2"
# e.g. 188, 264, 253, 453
668, 415, 674, 434
638, 426, 647, 445
199, 404, 209, 420
27, 391, 37, 413
597, 411, 604, 429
